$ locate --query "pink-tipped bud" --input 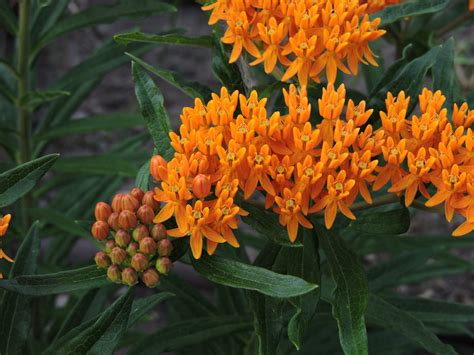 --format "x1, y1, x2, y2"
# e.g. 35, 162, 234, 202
126, 242, 139, 256
131, 253, 149, 272
122, 267, 138, 286
107, 264, 122, 283
151, 223, 167, 241
137, 205, 155, 225
139, 237, 157, 255
158, 239, 173, 257
121, 194, 140, 212
107, 212, 120, 231
156, 257, 172, 274
142, 268, 160, 288
91, 221, 109, 241
105, 240, 115, 253
132, 224, 149, 242
115, 230, 131, 247
192, 174, 211, 199
95, 251, 111, 269
95, 202, 112, 222
130, 187, 145, 202
110, 247, 127, 264
118, 210, 137, 230
111, 193, 125, 213
142, 191, 160, 212
150, 155, 168, 181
